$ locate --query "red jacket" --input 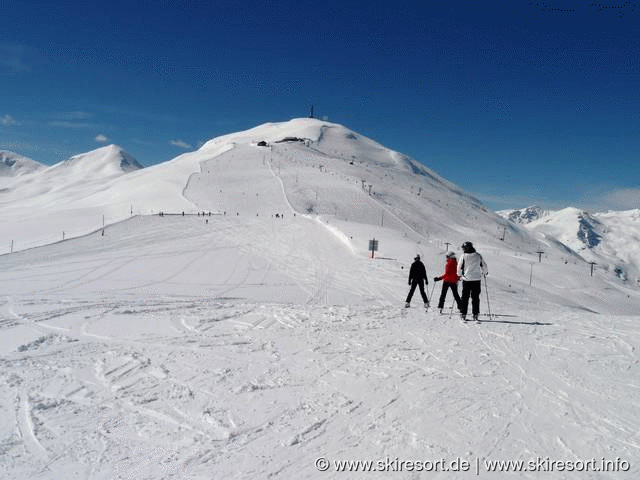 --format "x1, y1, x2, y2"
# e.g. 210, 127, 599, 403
438, 258, 459, 283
